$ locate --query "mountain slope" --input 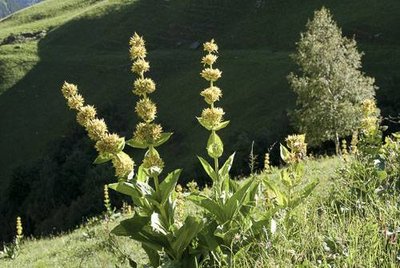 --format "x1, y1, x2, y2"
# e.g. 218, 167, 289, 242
0, 0, 399, 242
